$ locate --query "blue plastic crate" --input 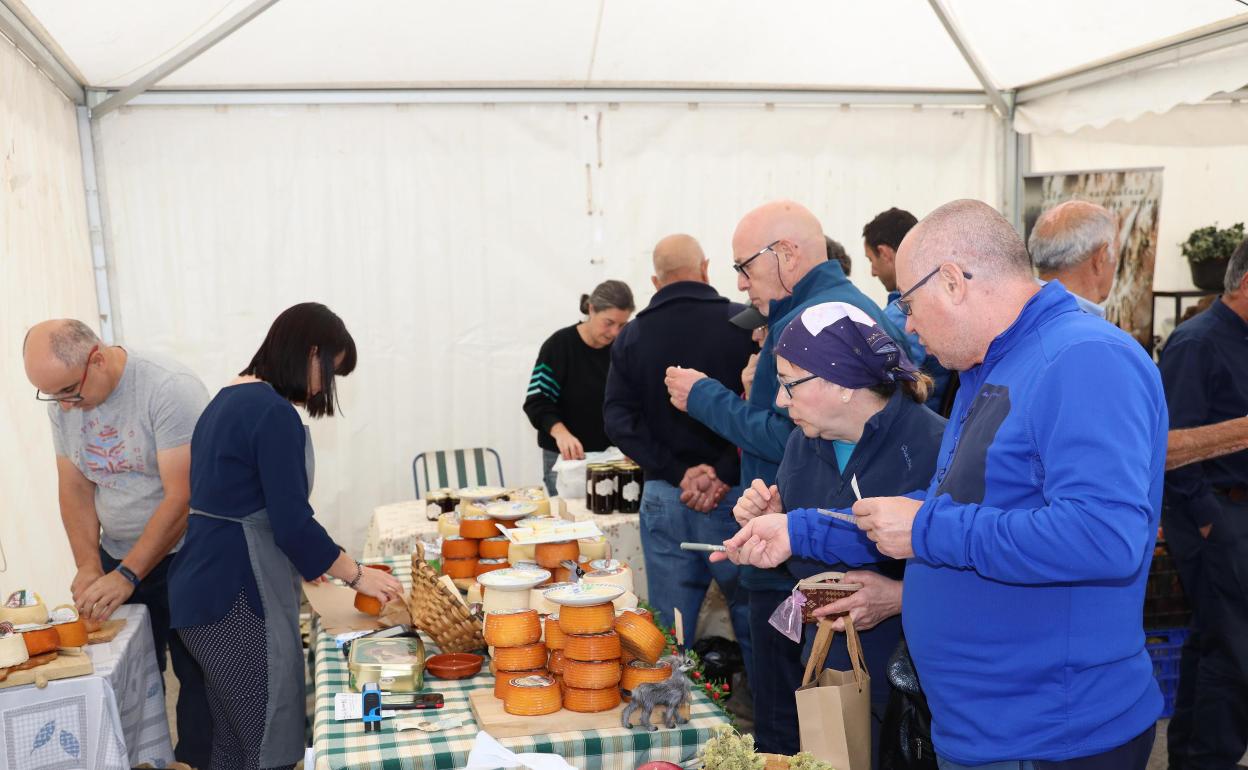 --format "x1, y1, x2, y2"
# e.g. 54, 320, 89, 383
1146, 627, 1186, 717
